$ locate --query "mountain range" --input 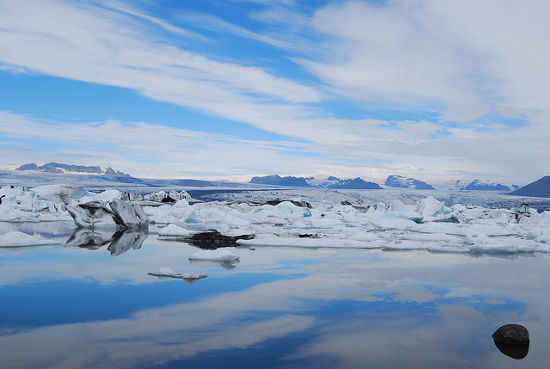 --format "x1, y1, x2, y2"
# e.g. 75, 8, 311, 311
16, 162, 132, 177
